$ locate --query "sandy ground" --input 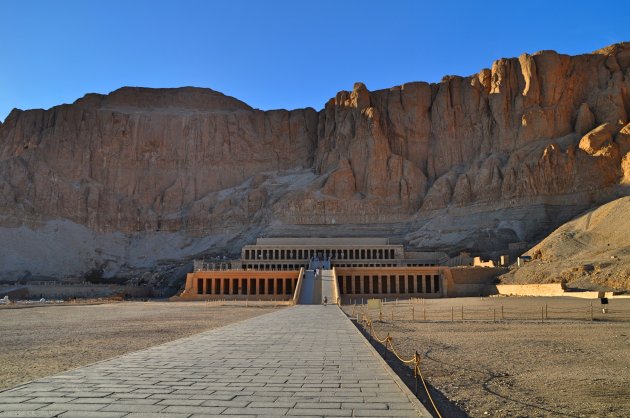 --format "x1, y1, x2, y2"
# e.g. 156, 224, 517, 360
342, 297, 630, 418
0, 301, 281, 391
